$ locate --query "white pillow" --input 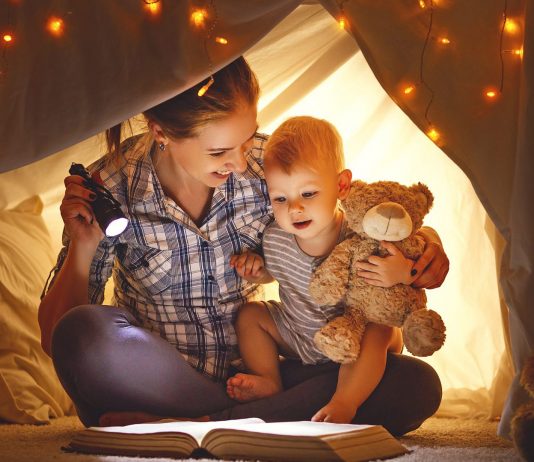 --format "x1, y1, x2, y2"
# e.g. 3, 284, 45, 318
0, 196, 74, 423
